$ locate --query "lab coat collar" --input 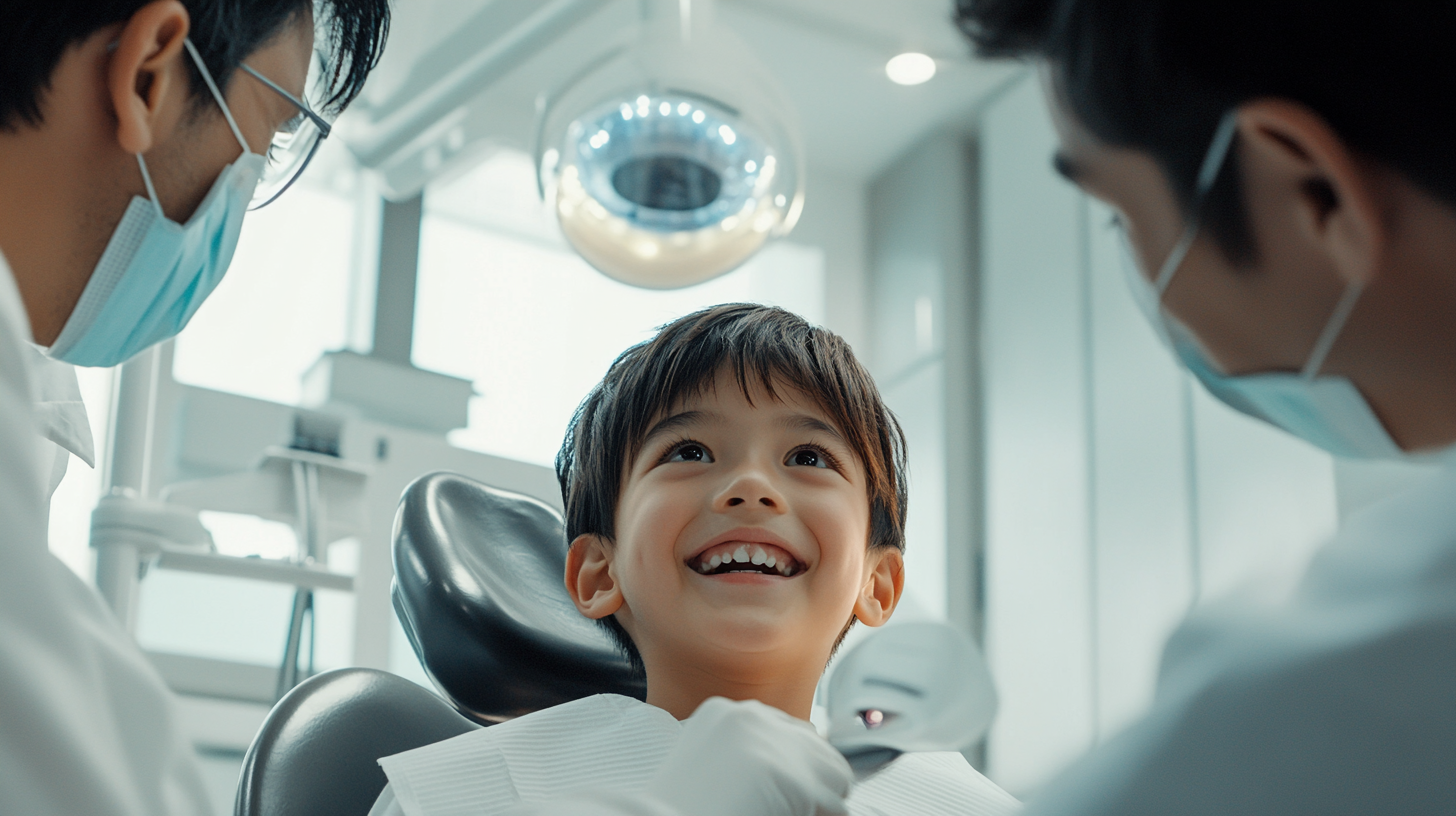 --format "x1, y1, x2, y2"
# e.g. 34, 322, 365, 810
25, 343, 95, 467
0, 248, 28, 353
0, 247, 95, 467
